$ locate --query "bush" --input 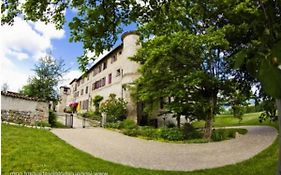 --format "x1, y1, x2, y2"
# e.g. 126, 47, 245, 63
166, 121, 176, 128
35, 121, 51, 127
122, 128, 140, 137
139, 126, 160, 139
120, 119, 137, 129
100, 94, 127, 122
182, 123, 202, 140
211, 129, 247, 141
104, 122, 122, 129
48, 110, 57, 127
160, 128, 184, 141
211, 129, 226, 141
